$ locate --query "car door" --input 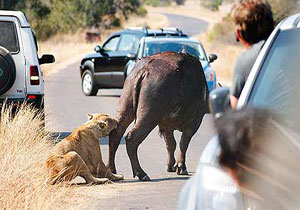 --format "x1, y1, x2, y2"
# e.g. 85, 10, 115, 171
94, 35, 120, 86
111, 33, 140, 87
